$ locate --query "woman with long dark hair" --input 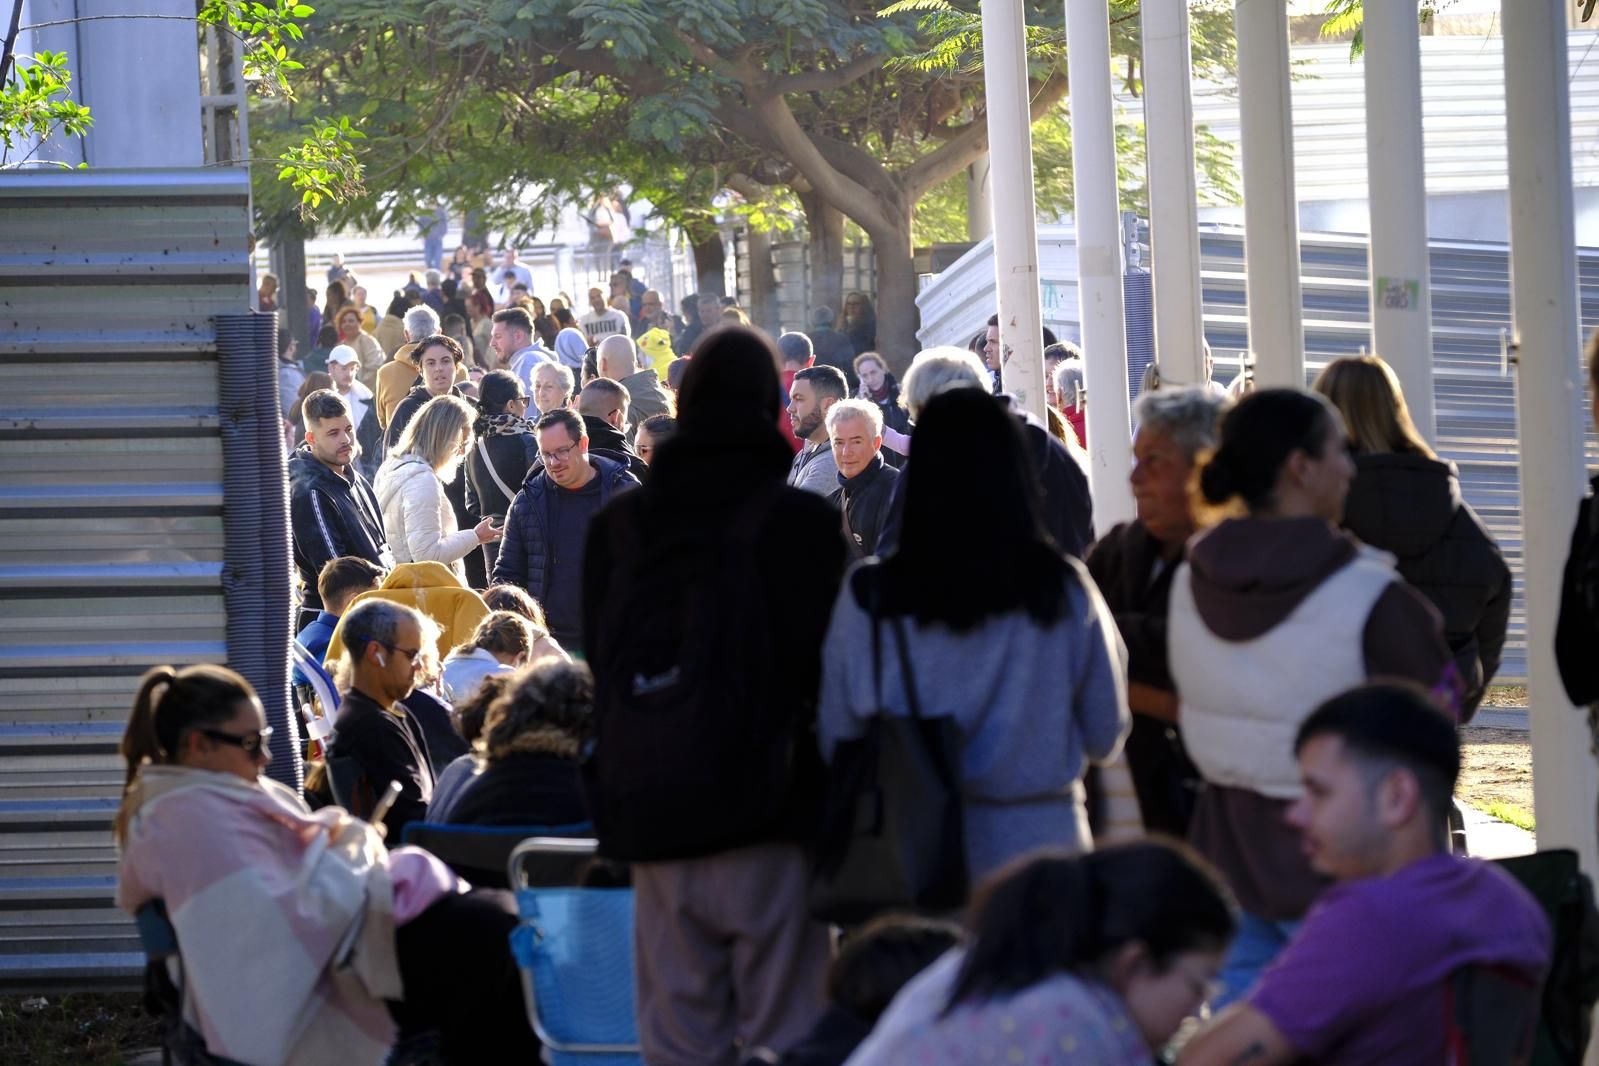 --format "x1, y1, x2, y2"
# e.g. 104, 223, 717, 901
818, 387, 1129, 879
466, 370, 538, 574
114, 665, 536, 1063
847, 842, 1236, 1065
1170, 387, 1452, 1003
